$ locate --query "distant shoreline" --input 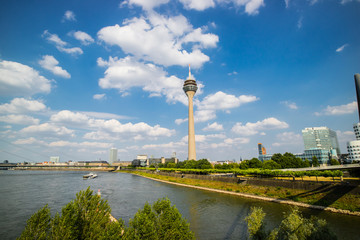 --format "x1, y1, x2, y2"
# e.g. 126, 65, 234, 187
131, 172, 360, 217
